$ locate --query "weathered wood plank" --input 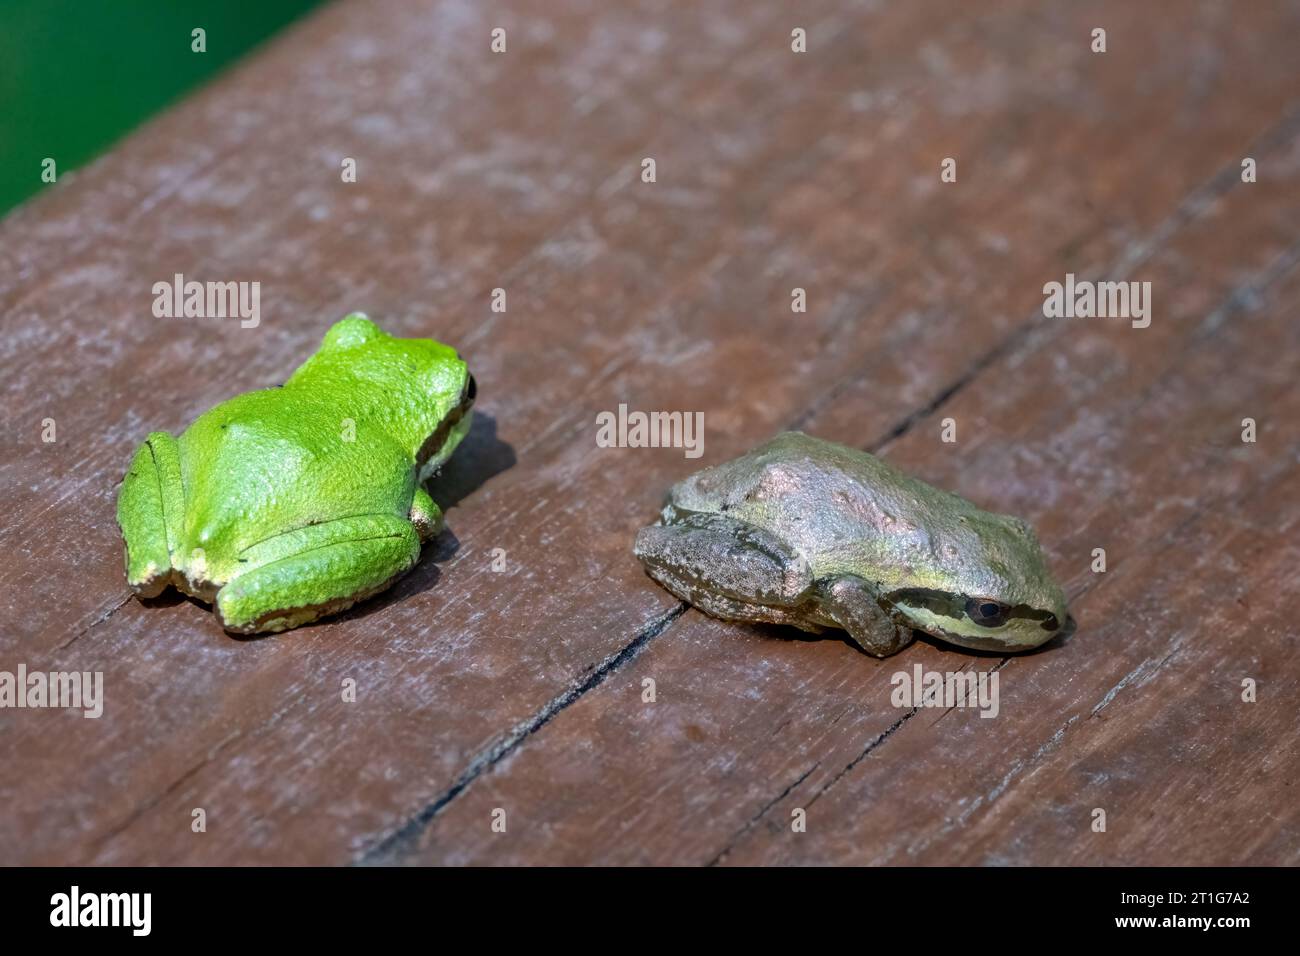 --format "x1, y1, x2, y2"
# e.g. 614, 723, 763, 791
366, 83, 1300, 862
1, 0, 1298, 865
358, 5, 1300, 865
404, 201, 1300, 864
